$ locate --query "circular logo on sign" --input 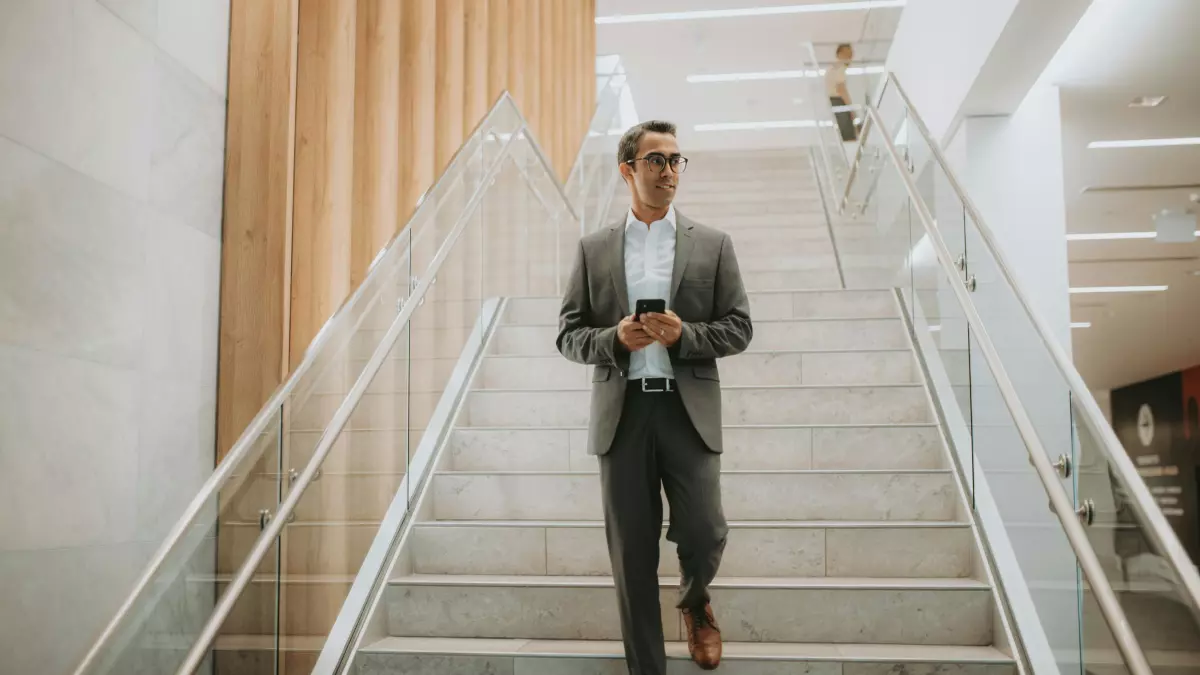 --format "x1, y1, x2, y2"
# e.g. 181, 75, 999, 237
1137, 404, 1155, 447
